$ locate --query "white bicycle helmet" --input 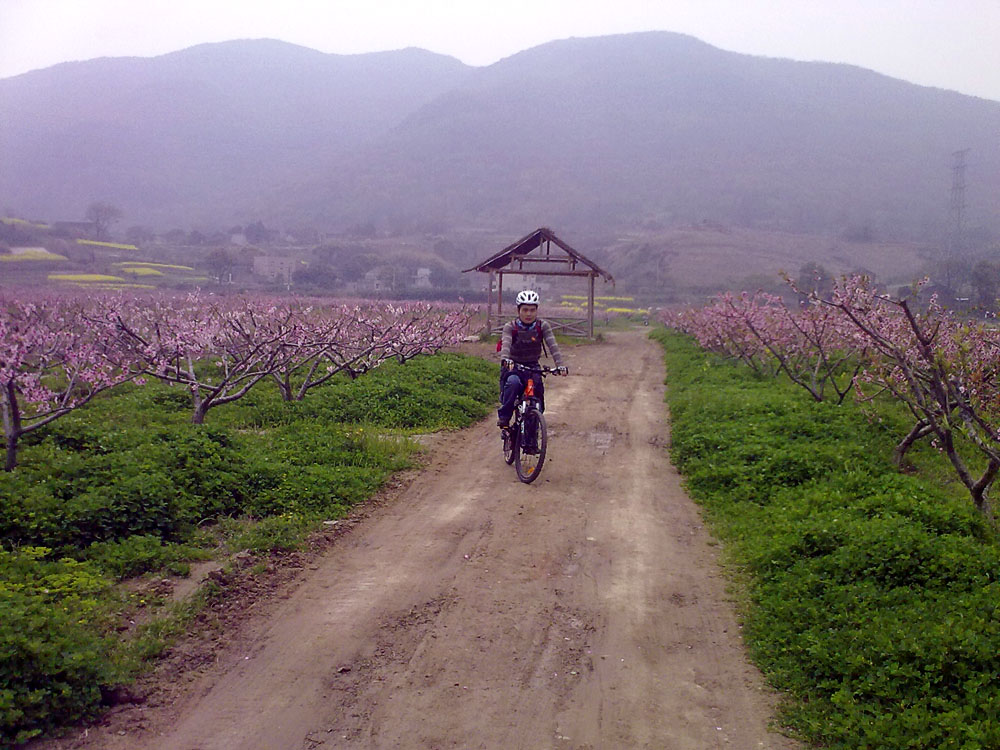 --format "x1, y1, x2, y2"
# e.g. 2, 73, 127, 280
515, 289, 540, 307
